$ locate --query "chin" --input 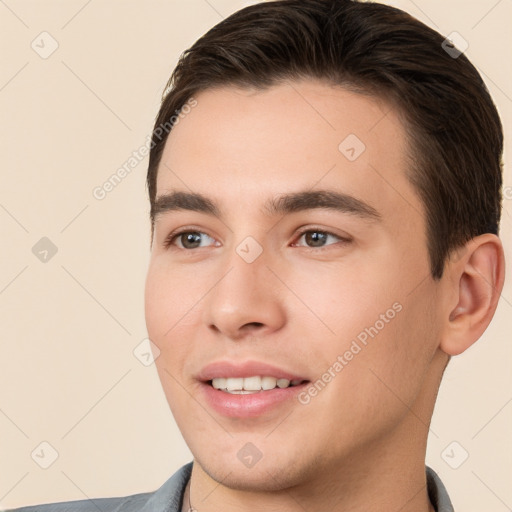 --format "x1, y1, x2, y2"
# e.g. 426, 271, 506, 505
192, 445, 324, 493
199, 458, 299, 491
